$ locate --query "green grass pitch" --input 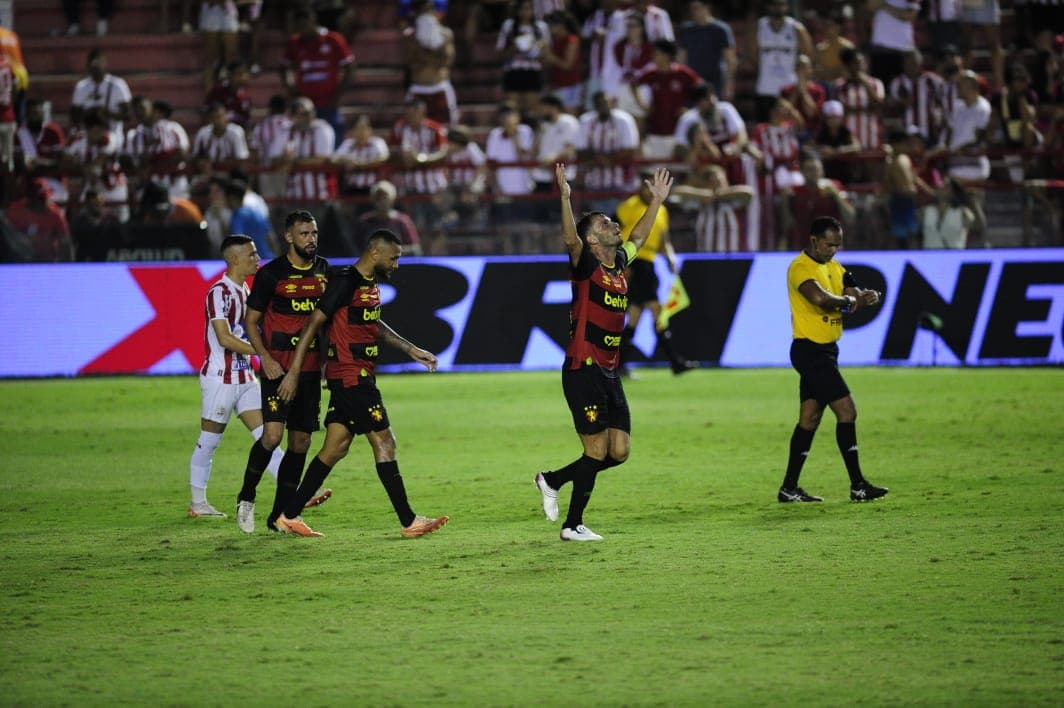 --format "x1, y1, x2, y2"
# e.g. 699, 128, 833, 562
1, 368, 1061, 705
